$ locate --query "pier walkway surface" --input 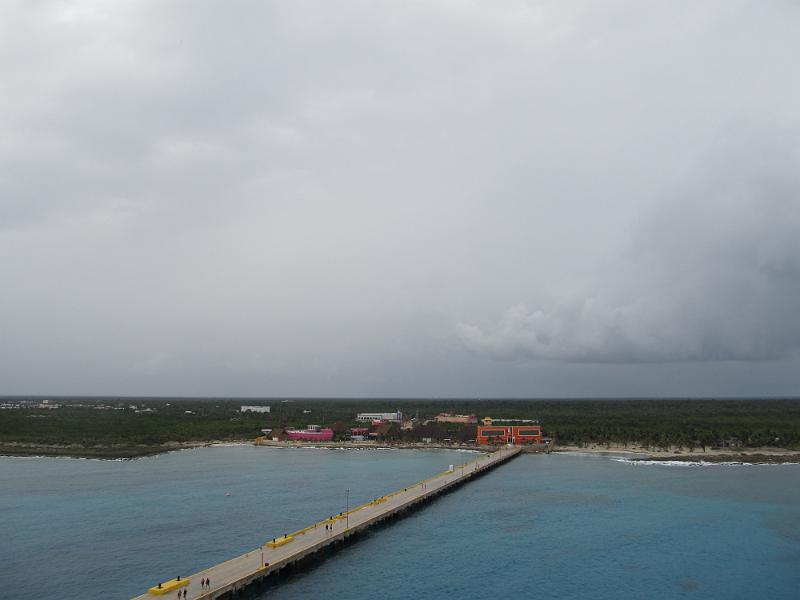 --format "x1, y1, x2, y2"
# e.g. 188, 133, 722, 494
133, 446, 521, 599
